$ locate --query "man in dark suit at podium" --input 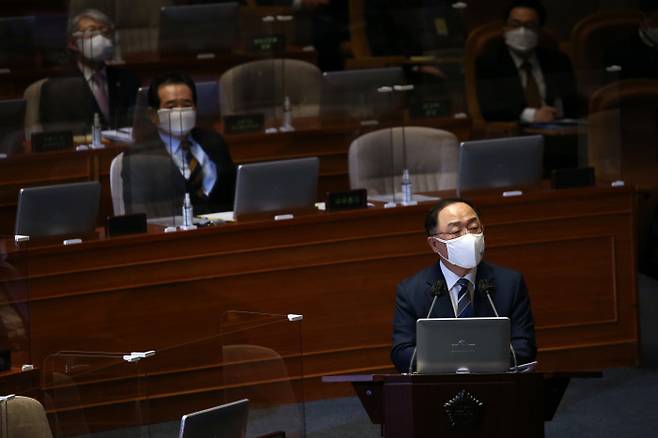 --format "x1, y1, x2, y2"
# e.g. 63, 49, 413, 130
391, 199, 536, 373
